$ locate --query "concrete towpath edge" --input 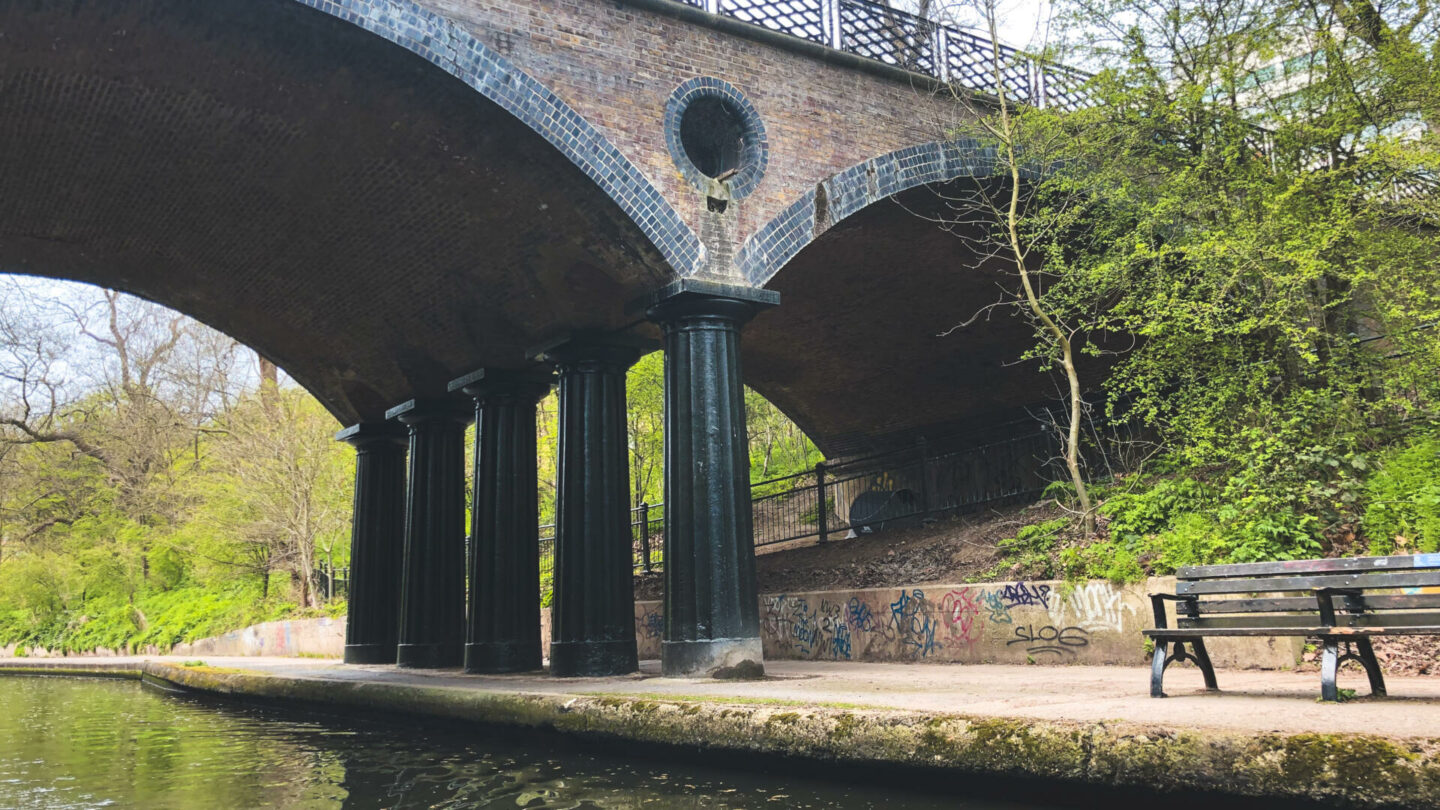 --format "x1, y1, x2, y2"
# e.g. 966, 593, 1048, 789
2, 659, 1437, 808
